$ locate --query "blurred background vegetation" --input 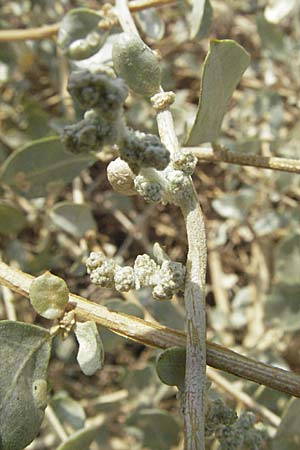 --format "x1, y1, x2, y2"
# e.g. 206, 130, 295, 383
1, 0, 300, 448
